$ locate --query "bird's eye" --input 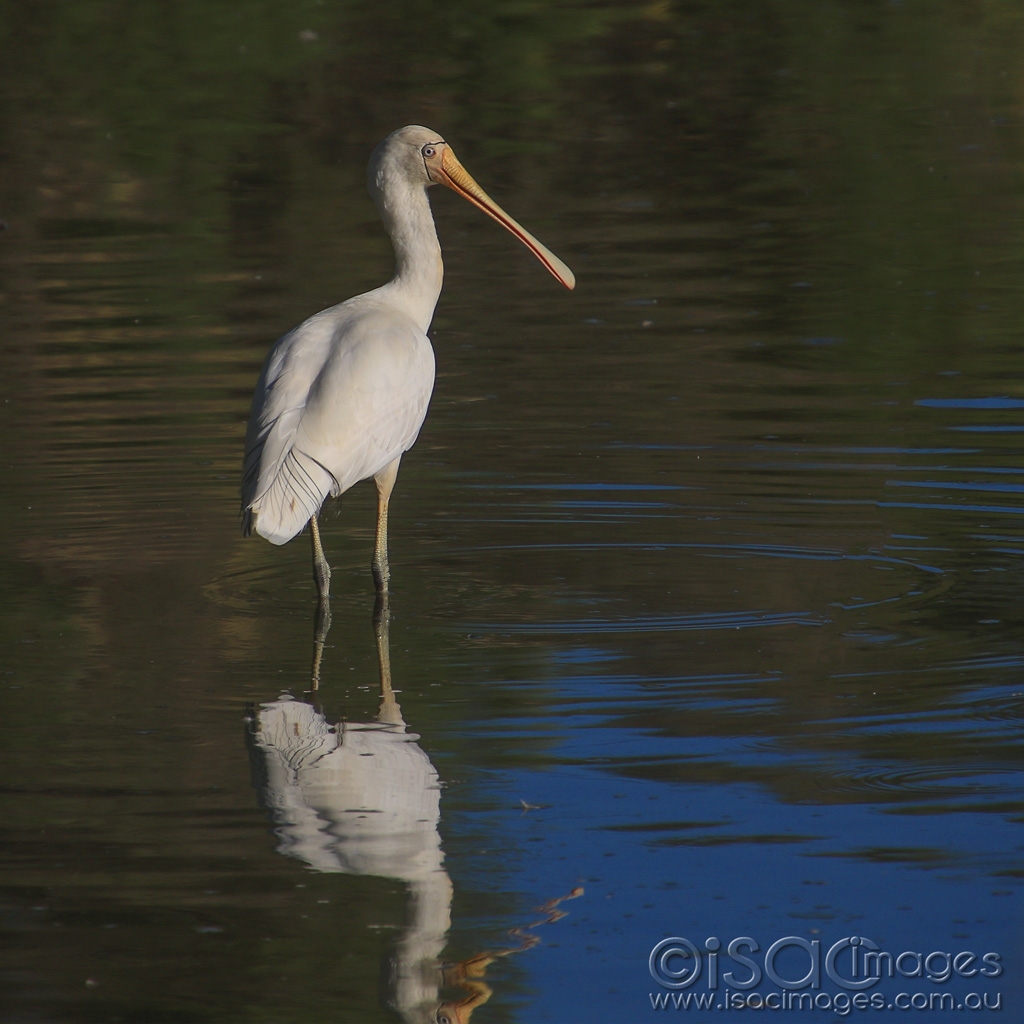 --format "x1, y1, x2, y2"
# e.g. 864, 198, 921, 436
422, 144, 437, 159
